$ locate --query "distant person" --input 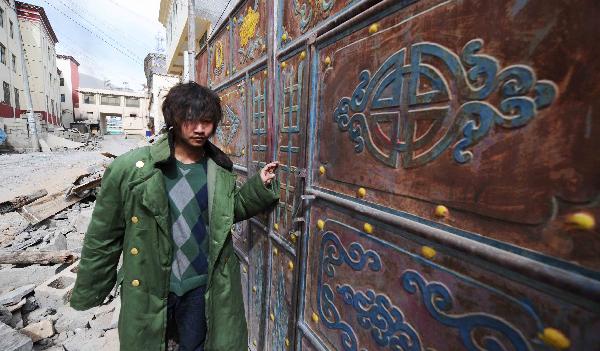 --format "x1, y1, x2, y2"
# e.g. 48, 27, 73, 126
70, 82, 280, 350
